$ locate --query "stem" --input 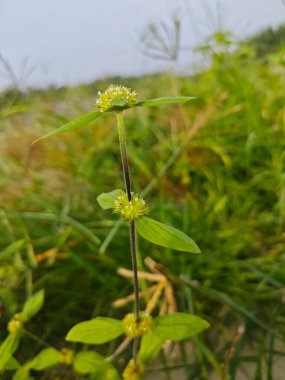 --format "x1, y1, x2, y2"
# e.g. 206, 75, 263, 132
0, 295, 60, 350
24, 328, 61, 351
116, 111, 140, 365
106, 337, 132, 362
117, 112, 132, 201
130, 220, 140, 322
